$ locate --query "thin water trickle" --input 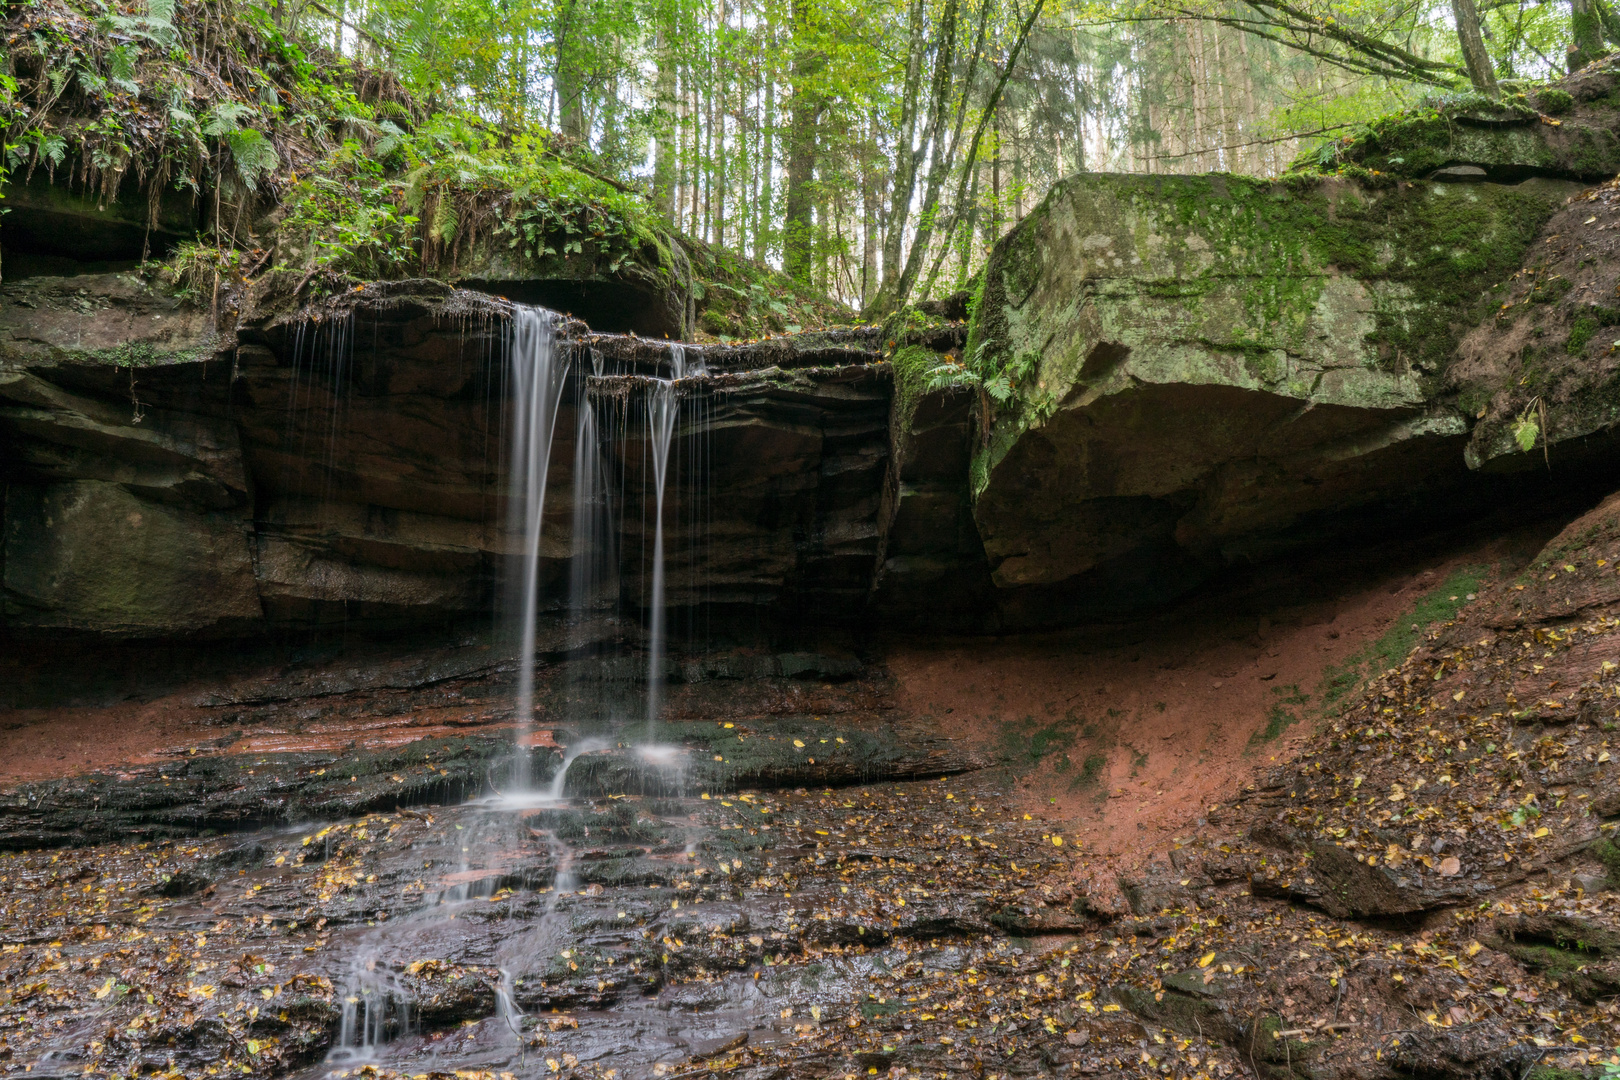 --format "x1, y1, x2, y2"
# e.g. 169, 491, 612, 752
644, 344, 703, 739
480, 737, 607, 809
504, 308, 571, 791
329, 949, 413, 1062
